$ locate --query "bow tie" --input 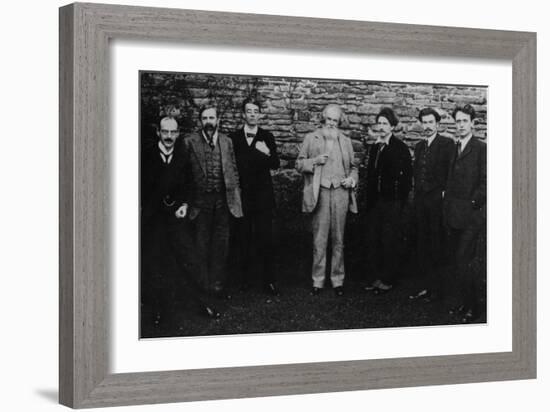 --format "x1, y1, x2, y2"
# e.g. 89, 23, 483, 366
246, 132, 256, 139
